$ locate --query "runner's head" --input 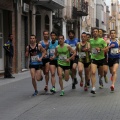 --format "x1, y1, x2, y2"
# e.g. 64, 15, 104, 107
81, 32, 87, 42
110, 30, 116, 39
68, 30, 75, 40
50, 31, 57, 41
9, 34, 13, 41
93, 28, 99, 39
58, 35, 64, 45
86, 33, 91, 41
30, 35, 36, 44
99, 29, 103, 38
43, 30, 49, 40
